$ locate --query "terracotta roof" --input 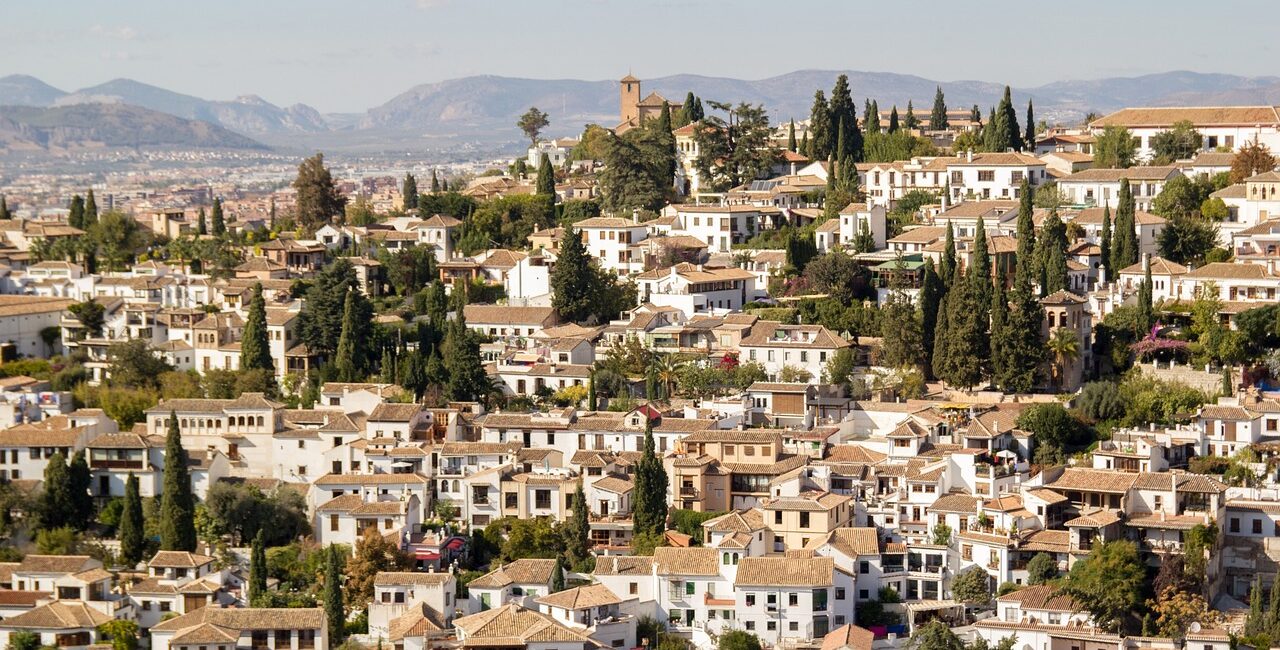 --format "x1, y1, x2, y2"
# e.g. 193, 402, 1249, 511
149, 551, 215, 569
996, 584, 1079, 611
388, 602, 445, 641
1, 601, 112, 630
535, 583, 622, 610
702, 509, 766, 534
653, 547, 719, 576
735, 556, 835, 587
592, 475, 633, 494
1091, 106, 1280, 128
463, 304, 560, 326
1065, 507, 1124, 528
151, 607, 327, 634
1048, 468, 1138, 493
16, 555, 97, 574
452, 603, 592, 645
1184, 262, 1274, 280
466, 559, 557, 589
929, 492, 982, 514
1059, 166, 1180, 183
374, 571, 453, 586
1117, 256, 1188, 276
822, 624, 875, 650
593, 555, 653, 576
818, 527, 881, 556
